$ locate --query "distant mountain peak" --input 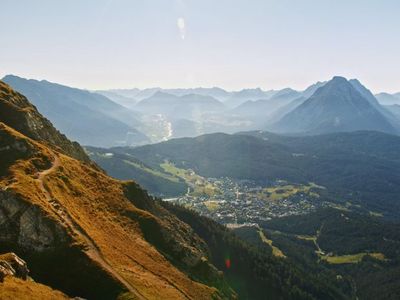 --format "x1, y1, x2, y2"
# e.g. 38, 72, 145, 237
272, 76, 398, 135
331, 75, 348, 81
152, 90, 175, 97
